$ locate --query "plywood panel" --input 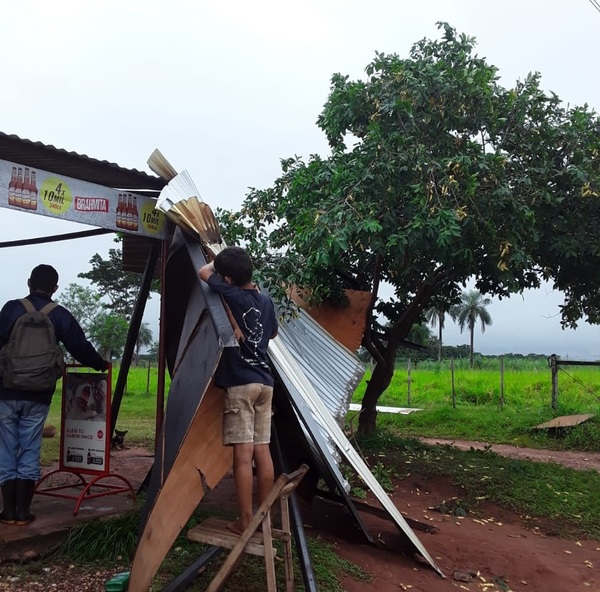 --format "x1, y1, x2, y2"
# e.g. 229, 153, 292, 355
128, 384, 232, 592
291, 289, 371, 352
